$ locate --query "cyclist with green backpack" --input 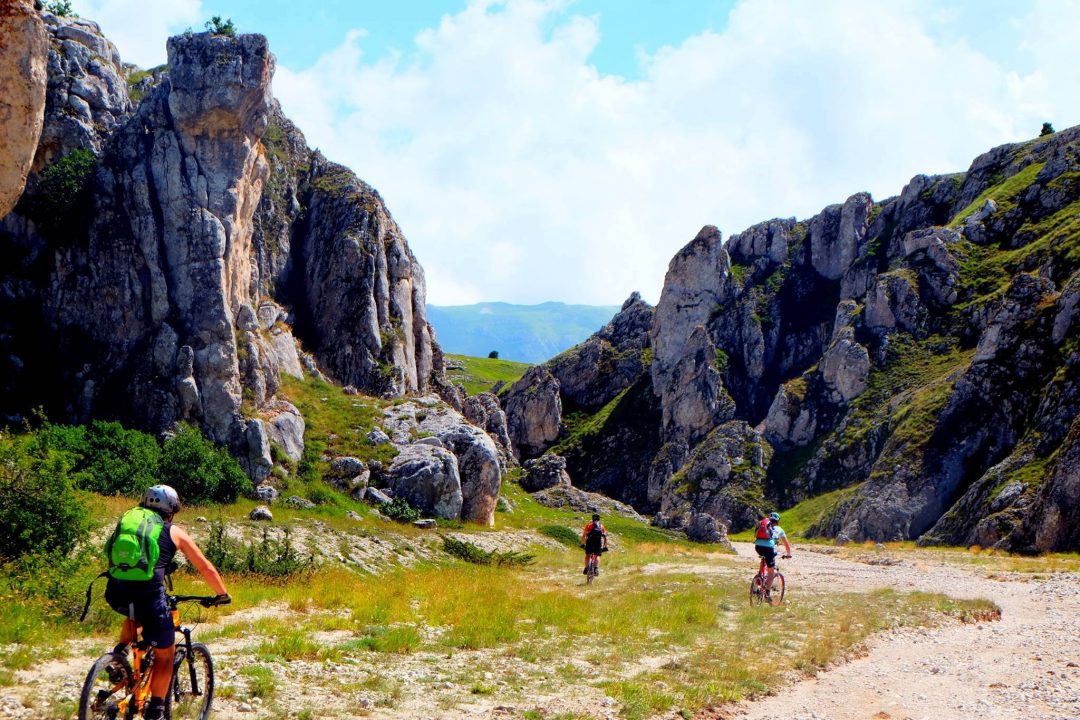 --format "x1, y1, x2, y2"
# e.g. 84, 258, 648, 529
102, 485, 230, 720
